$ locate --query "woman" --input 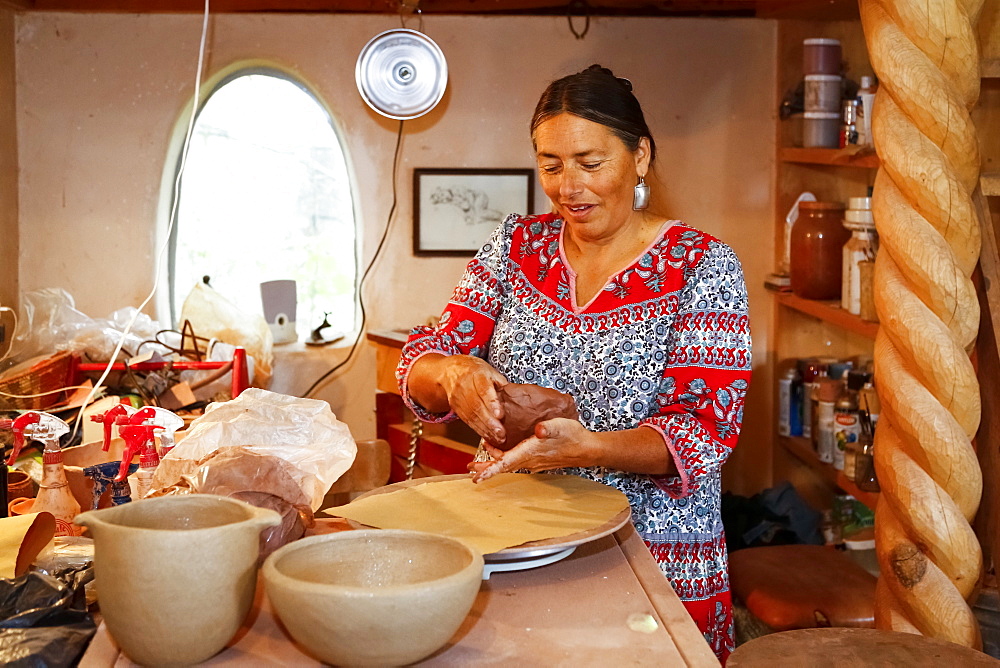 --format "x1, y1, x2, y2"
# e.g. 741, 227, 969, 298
397, 65, 751, 662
